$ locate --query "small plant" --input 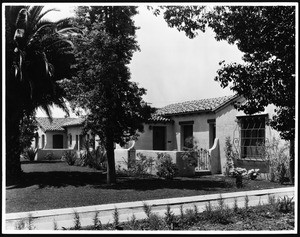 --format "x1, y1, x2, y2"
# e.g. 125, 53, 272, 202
62, 150, 77, 166
164, 205, 175, 229
73, 211, 81, 230
128, 214, 138, 230
113, 207, 120, 229
93, 211, 102, 230
276, 196, 294, 213
268, 194, 276, 206
204, 201, 213, 219
143, 202, 152, 218
15, 219, 26, 230
233, 197, 239, 213
193, 204, 199, 217
230, 167, 248, 188
53, 218, 58, 230
248, 169, 260, 180
156, 153, 178, 179
244, 195, 249, 210
207, 195, 232, 225
23, 147, 37, 161
147, 213, 164, 230
179, 205, 184, 219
